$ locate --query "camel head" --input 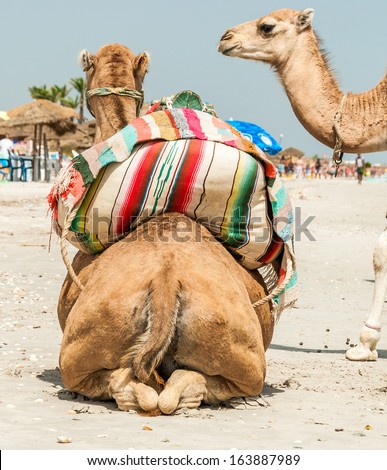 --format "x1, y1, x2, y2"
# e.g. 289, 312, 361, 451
79, 44, 149, 119
79, 43, 150, 141
218, 8, 314, 68
218, 8, 387, 154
